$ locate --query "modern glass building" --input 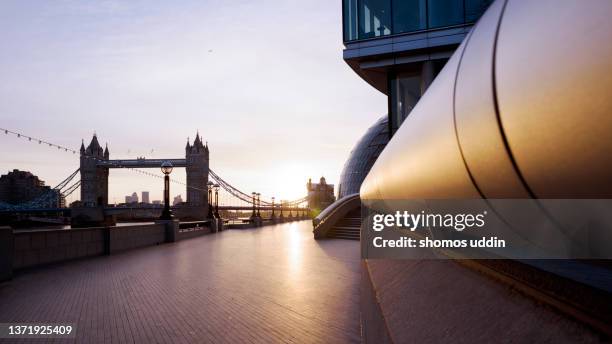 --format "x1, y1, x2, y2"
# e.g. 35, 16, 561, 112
337, 116, 389, 198
317, 0, 493, 229
343, 0, 492, 136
